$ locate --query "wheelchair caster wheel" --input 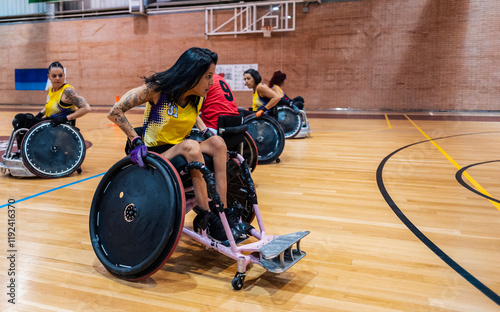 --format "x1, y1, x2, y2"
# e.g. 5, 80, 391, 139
276, 158, 281, 163
77, 167, 82, 174
232, 272, 246, 290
